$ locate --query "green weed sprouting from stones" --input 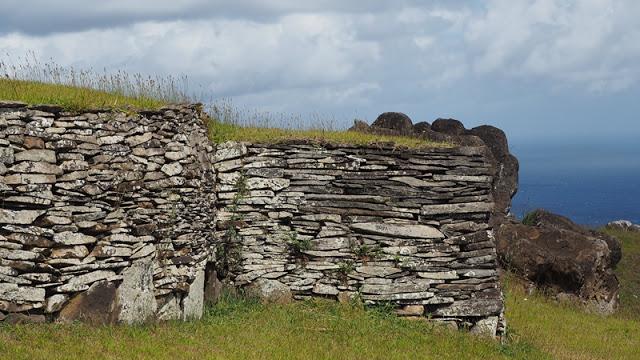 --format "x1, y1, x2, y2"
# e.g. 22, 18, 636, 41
287, 231, 312, 265
216, 174, 248, 278
353, 243, 382, 264
392, 253, 402, 264
336, 260, 356, 284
